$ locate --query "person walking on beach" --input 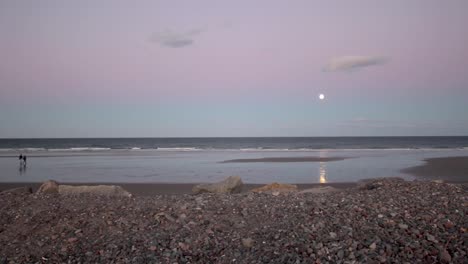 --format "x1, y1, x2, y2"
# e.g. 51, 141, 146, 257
18, 154, 23, 166
22, 155, 27, 167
